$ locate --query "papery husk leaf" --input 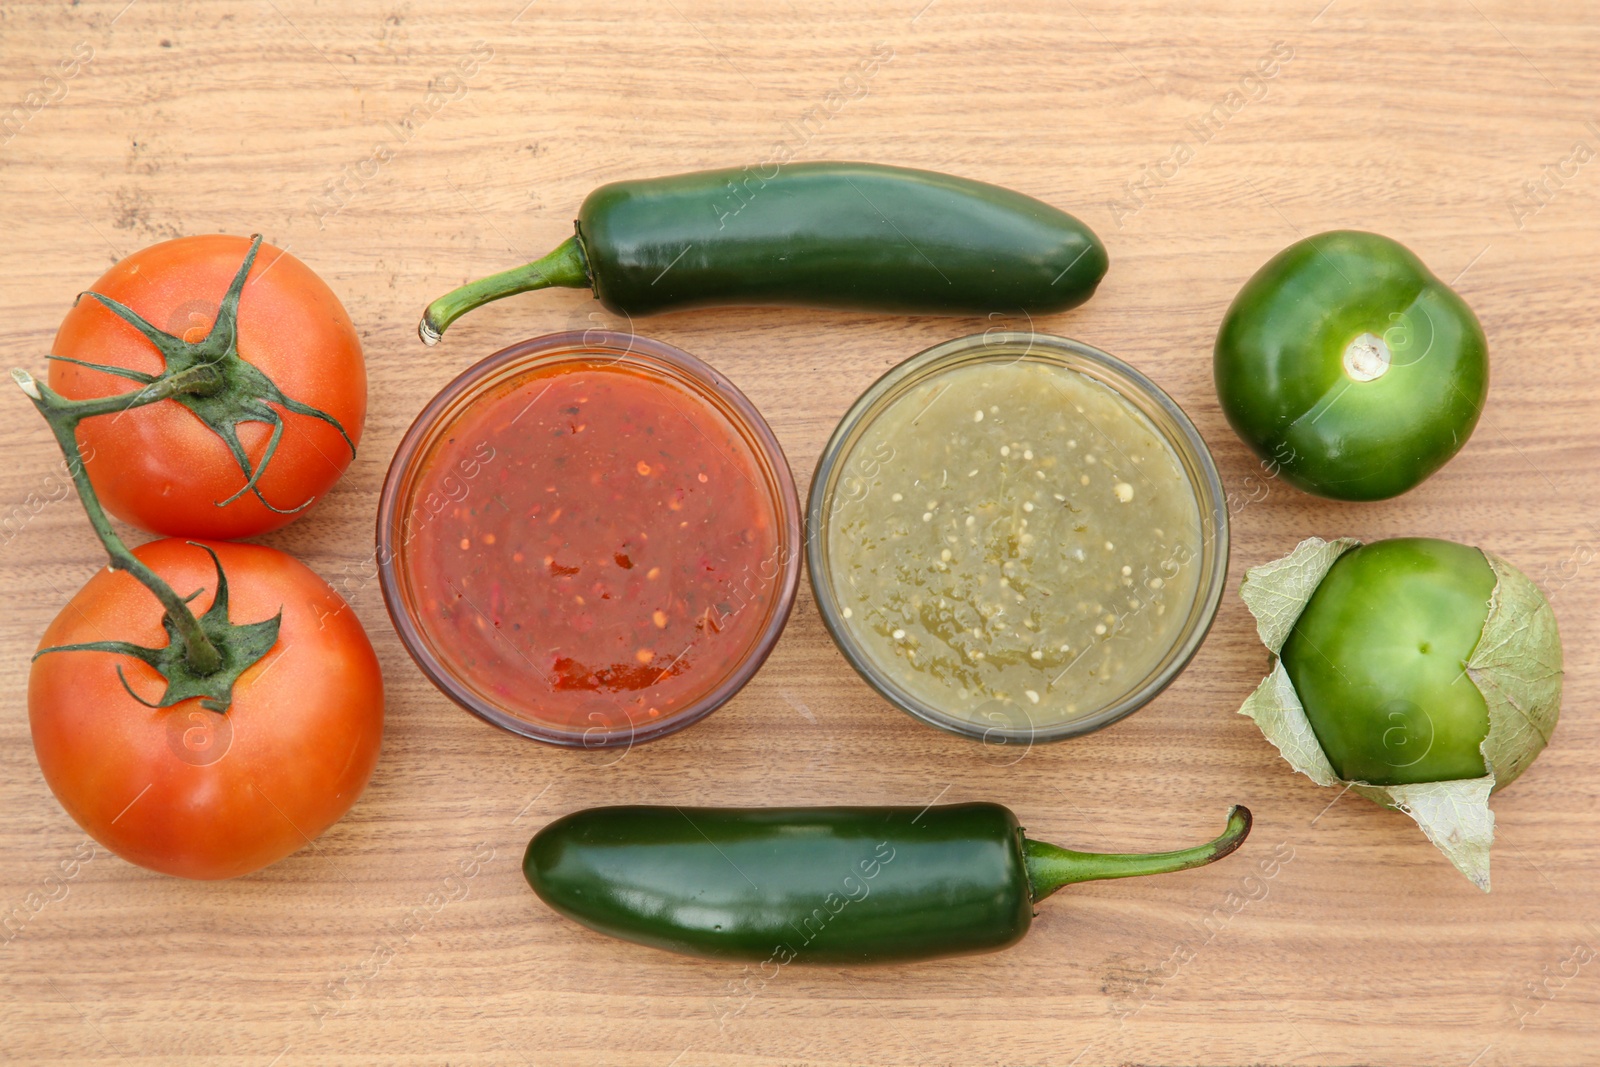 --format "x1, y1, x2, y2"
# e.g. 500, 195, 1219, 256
1238, 537, 1360, 654
1239, 661, 1341, 787
1471, 551, 1563, 791
1350, 778, 1496, 891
